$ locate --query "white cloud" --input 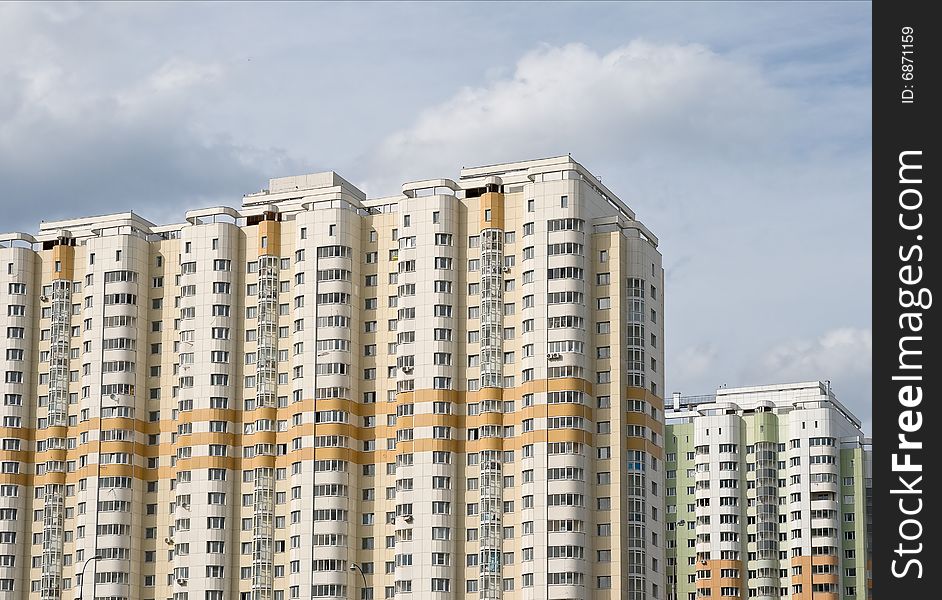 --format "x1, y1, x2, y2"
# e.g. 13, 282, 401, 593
746, 327, 872, 422
149, 59, 223, 93
362, 40, 799, 194
115, 58, 227, 119
670, 328, 872, 429
670, 343, 719, 389
755, 327, 872, 380
0, 6, 286, 229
